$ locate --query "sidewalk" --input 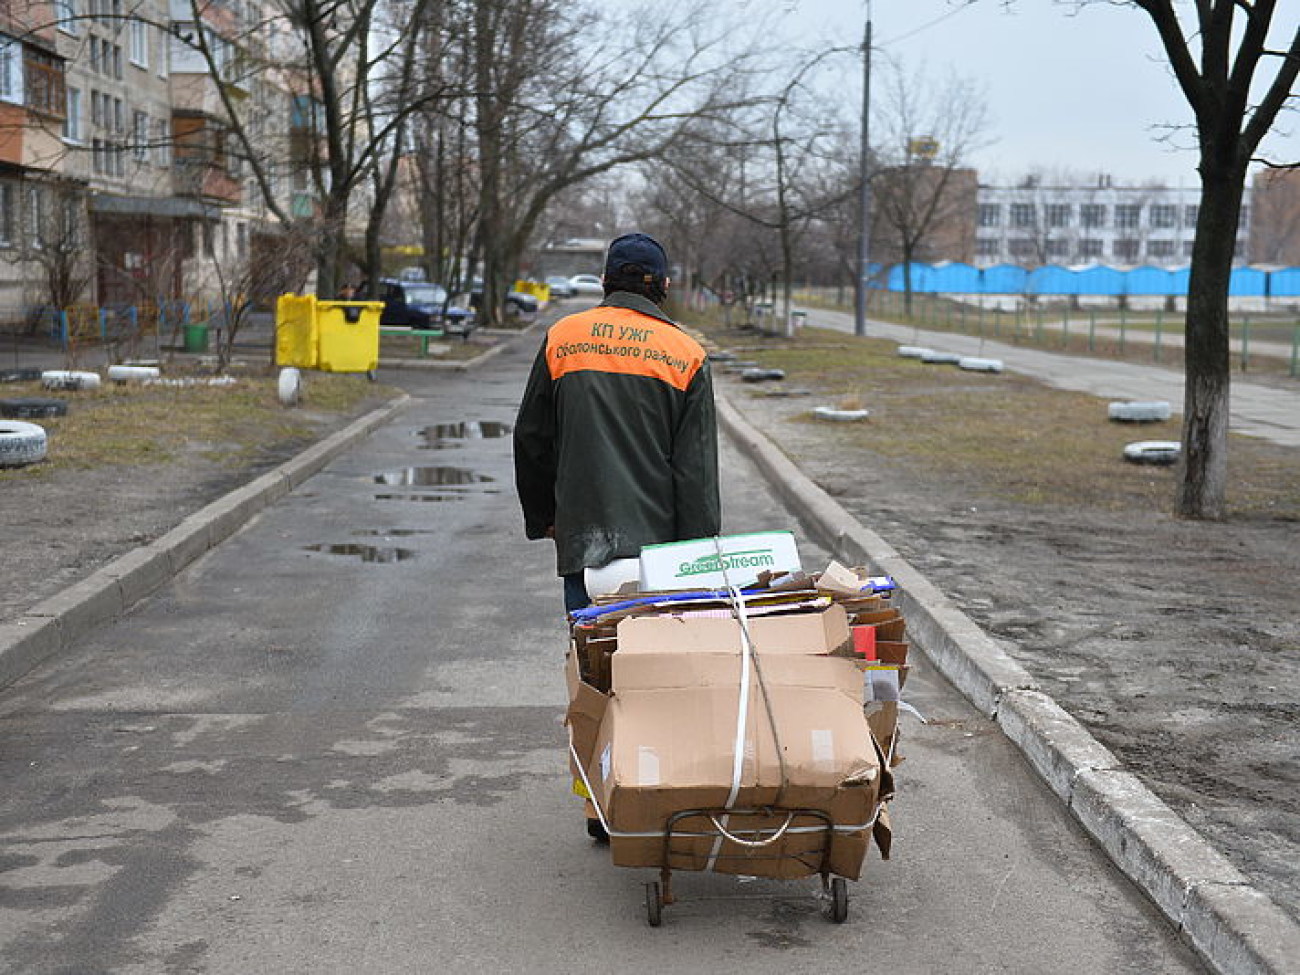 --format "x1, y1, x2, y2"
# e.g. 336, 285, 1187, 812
801, 306, 1300, 448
